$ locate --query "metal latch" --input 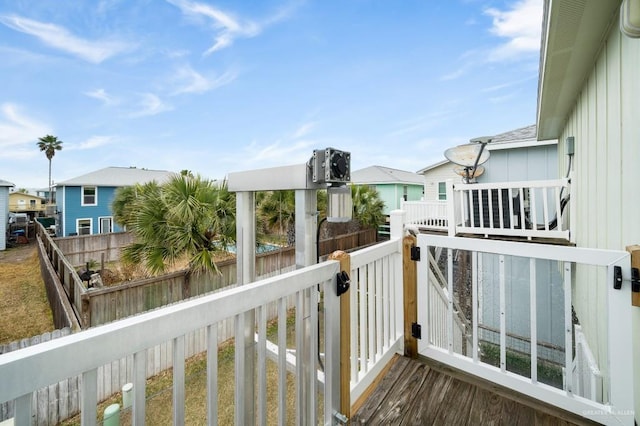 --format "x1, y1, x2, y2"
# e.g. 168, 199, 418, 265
336, 271, 350, 296
614, 266, 623, 290
411, 246, 420, 261
411, 322, 422, 339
